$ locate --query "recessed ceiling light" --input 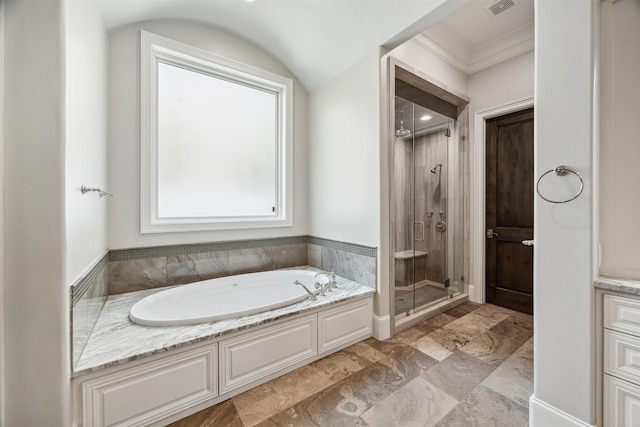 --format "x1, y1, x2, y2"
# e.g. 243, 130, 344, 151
420, 115, 432, 121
